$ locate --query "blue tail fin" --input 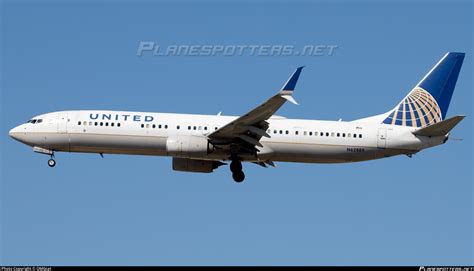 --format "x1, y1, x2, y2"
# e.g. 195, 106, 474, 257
382, 52, 465, 128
